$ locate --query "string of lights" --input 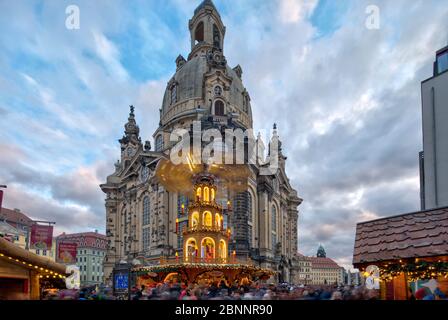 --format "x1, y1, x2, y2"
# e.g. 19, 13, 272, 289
378, 260, 448, 281
0, 252, 66, 280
